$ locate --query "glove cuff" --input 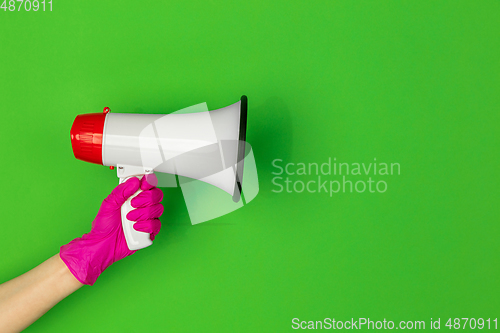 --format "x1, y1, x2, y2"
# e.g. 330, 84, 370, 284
60, 234, 116, 286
